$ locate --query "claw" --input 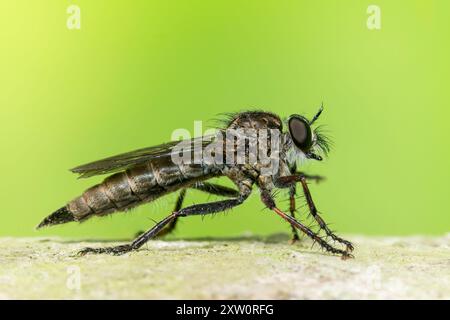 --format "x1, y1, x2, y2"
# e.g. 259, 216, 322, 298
315, 176, 326, 184
346, 243, 355, 252
289, 236, 299, 245
340, 240, 354, 252
330, 236, 354, 253
341, 252, 354, 260
76, 247, 96, 257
